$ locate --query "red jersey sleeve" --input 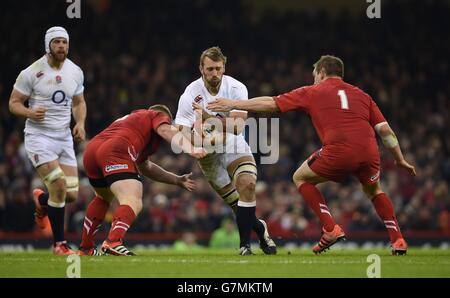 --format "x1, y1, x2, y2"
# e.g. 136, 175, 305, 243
136, 135, 162, 164
369, 98, 386, 127
273, 86, 312, 113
